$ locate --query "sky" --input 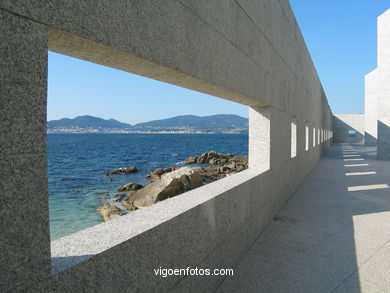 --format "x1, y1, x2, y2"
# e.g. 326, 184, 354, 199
289, 0, 390, 114
48, 1, 390, 123
47, 54, 249, 124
